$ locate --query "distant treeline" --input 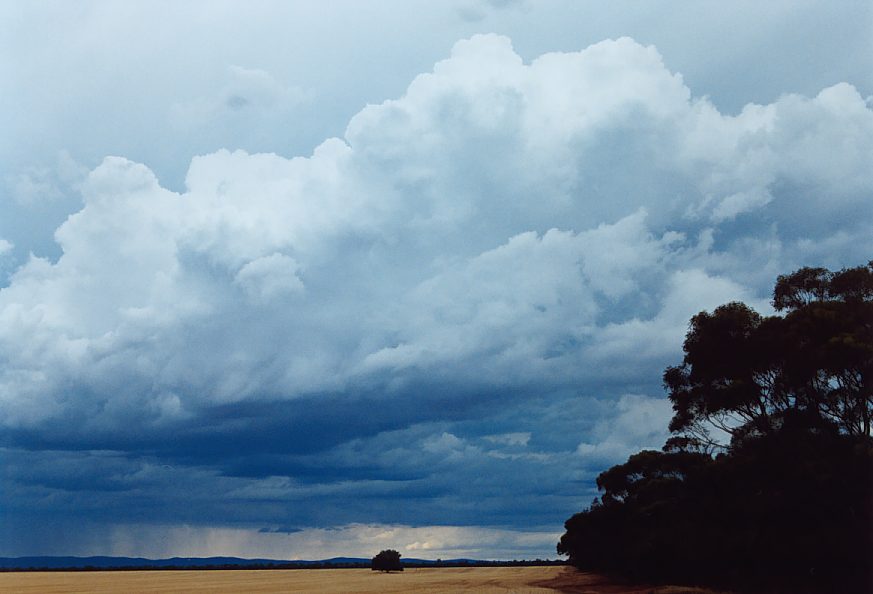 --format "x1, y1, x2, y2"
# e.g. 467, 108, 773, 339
0, 563, 370, 572
559, 263, 873, 594
405, 559, 566, 569
0, 558, 566, 572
